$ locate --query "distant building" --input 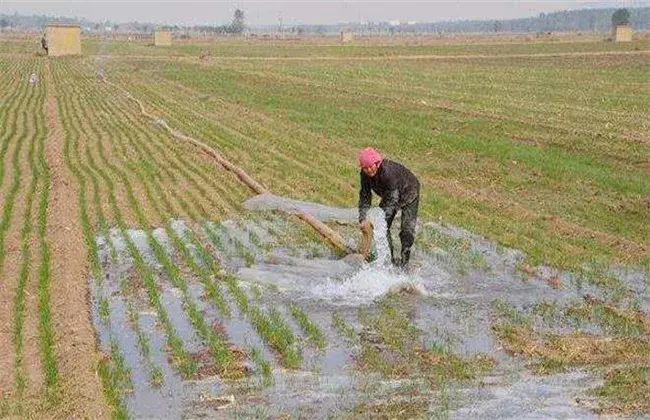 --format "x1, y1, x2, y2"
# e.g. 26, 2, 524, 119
44, 24, 82, 56
154, 30, 172, 46
612, 24, 632, 42
340, 31, 354, 43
